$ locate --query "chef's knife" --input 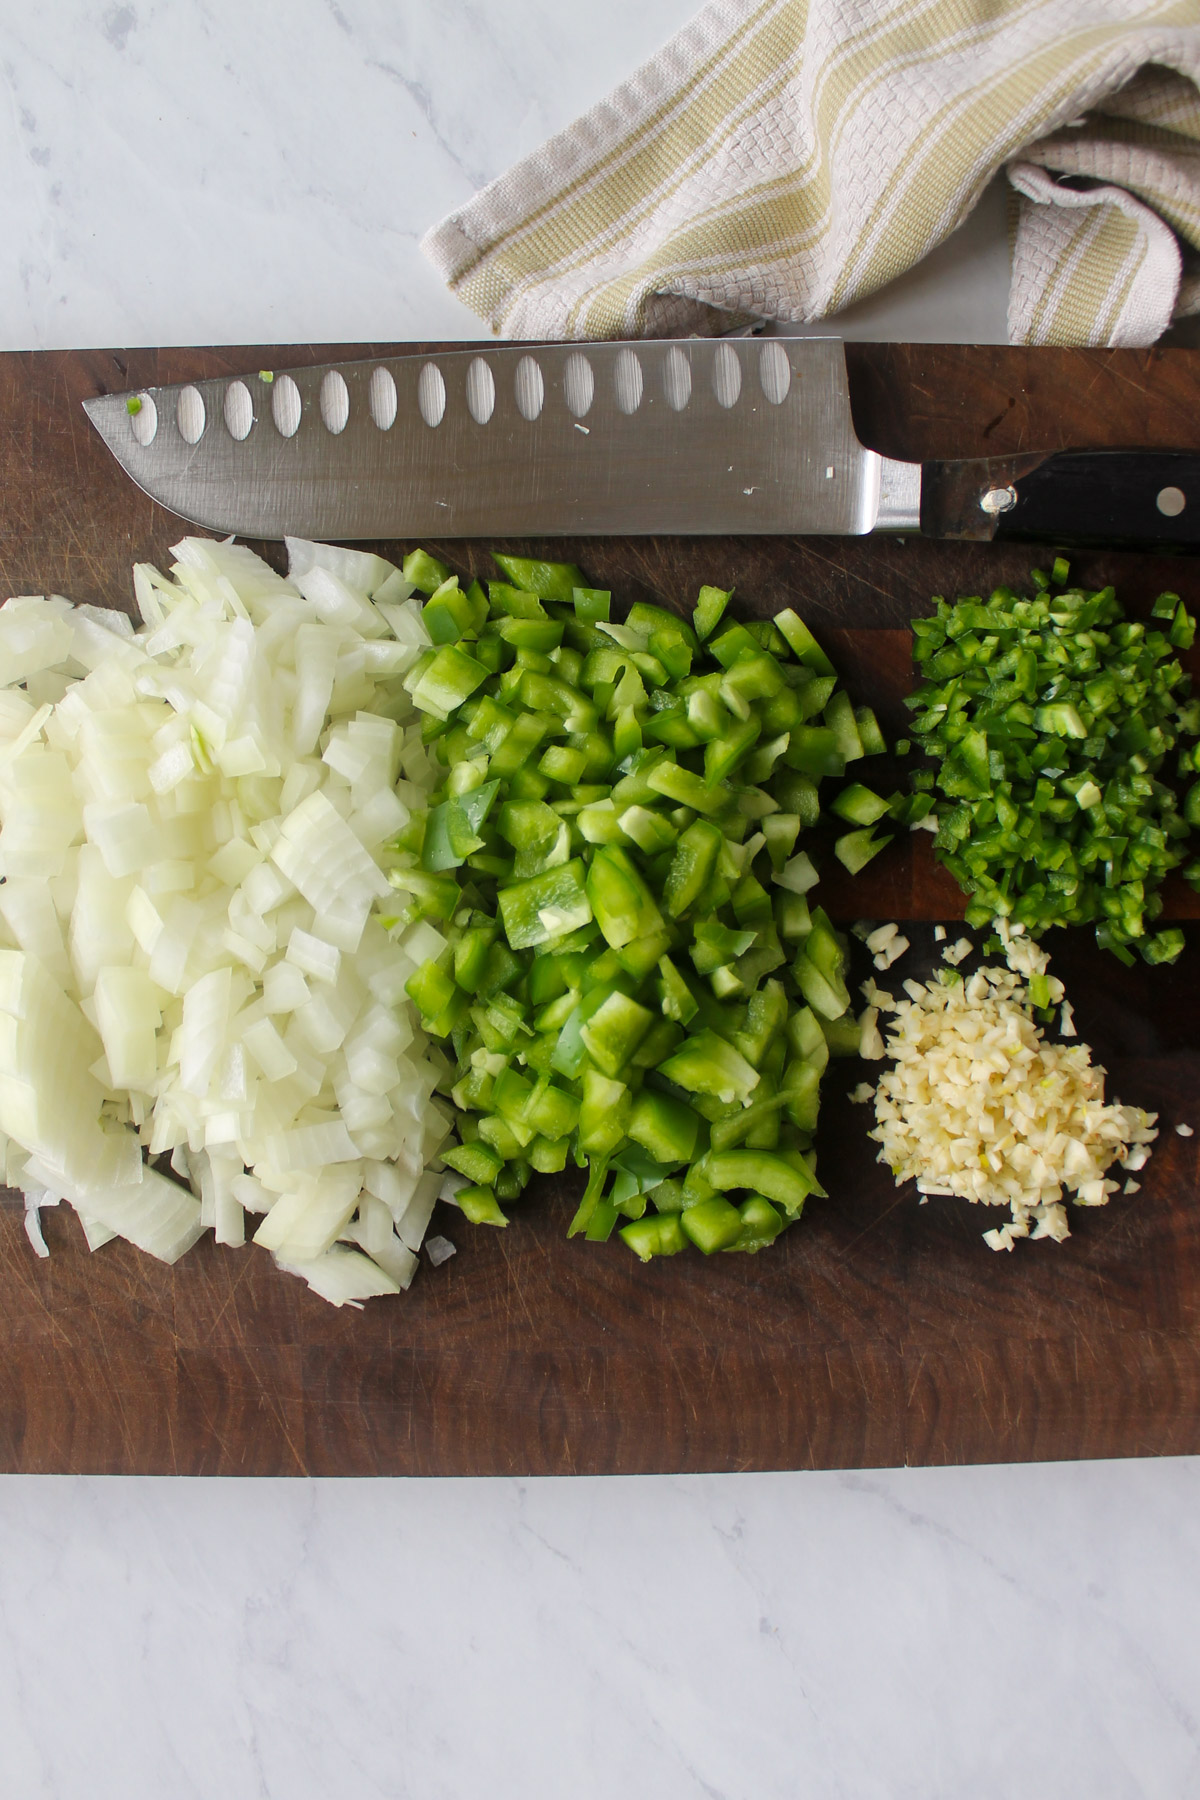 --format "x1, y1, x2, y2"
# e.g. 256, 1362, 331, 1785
83, 338, 1200, 549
